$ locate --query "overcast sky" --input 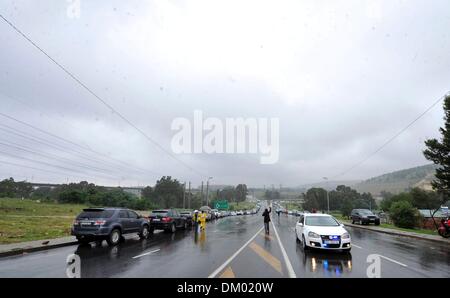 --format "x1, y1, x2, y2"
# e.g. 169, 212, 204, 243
0, 0, 449, 188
